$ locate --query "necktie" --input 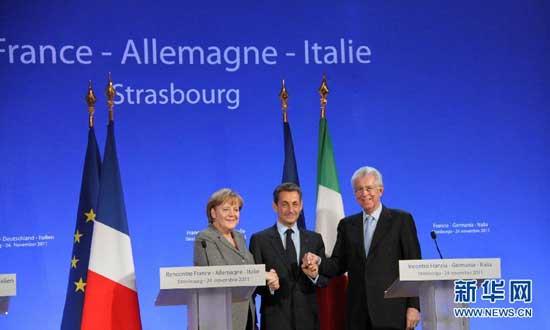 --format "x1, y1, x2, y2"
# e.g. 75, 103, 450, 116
285, 228, 298, 268
285, 229, 298, 328
364, 215, 376, 256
